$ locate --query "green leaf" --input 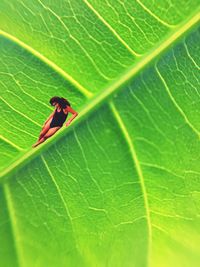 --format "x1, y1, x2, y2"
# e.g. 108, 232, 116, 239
0, 1, 200, 267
